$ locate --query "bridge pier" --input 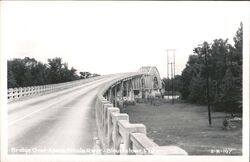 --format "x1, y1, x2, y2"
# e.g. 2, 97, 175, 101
120, 81, 124, 99
114, 86, 117, 107
129, 90, 135, 101
126, 81, 129, 99
127, 80, 133, 101
119, 82, 124, 108
108, 88, 112, 103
